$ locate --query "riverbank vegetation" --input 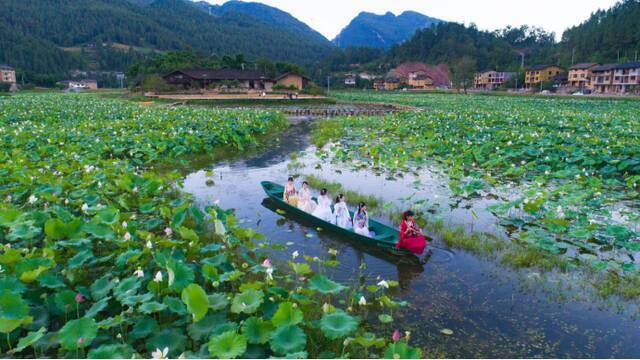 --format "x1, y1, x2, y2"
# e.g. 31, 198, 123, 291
0, 94, 420, 358
314, 92, 640, 298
